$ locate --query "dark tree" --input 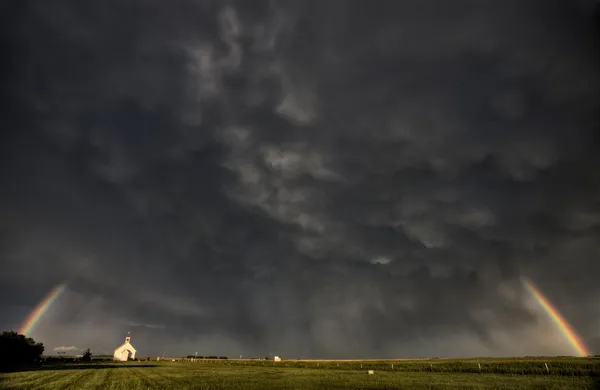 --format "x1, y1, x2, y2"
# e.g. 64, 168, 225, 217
81, 348, 92, 362
0, 331, 45, 371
